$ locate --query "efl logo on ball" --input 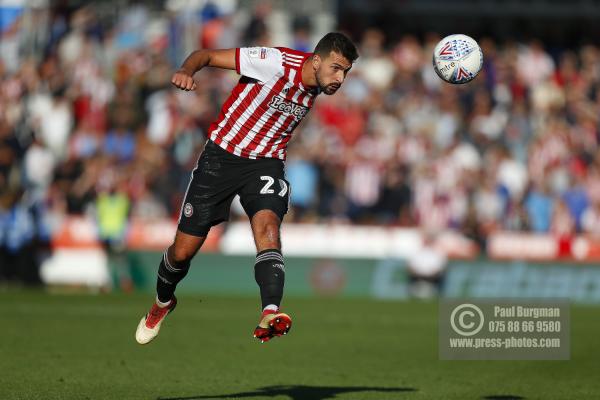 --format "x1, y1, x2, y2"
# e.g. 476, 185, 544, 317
433, 34, 483, 84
